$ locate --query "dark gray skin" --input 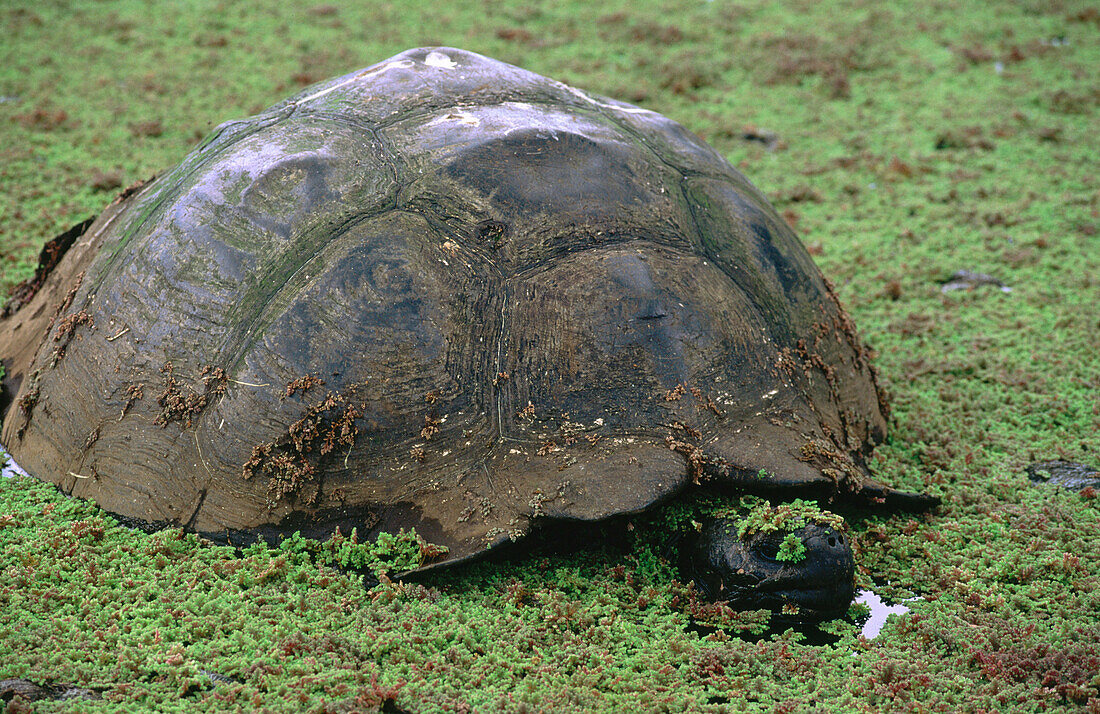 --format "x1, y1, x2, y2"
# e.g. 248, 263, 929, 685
0, 679, 100, 704
1026, 461, 1100, 491
684, 518, 855, 621
0, 48, 936, 616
